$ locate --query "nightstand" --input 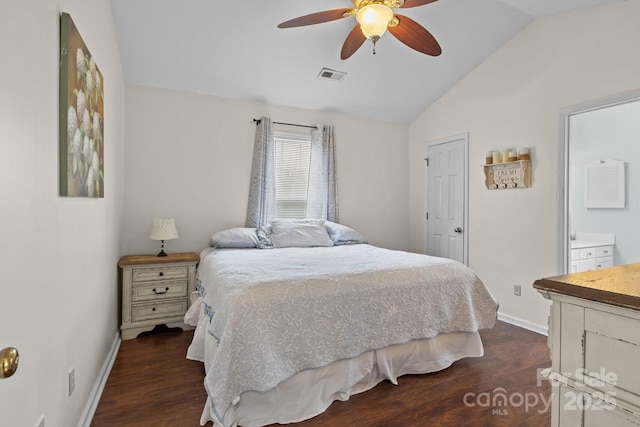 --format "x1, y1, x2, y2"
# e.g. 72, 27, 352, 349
118, 252, 199, 340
